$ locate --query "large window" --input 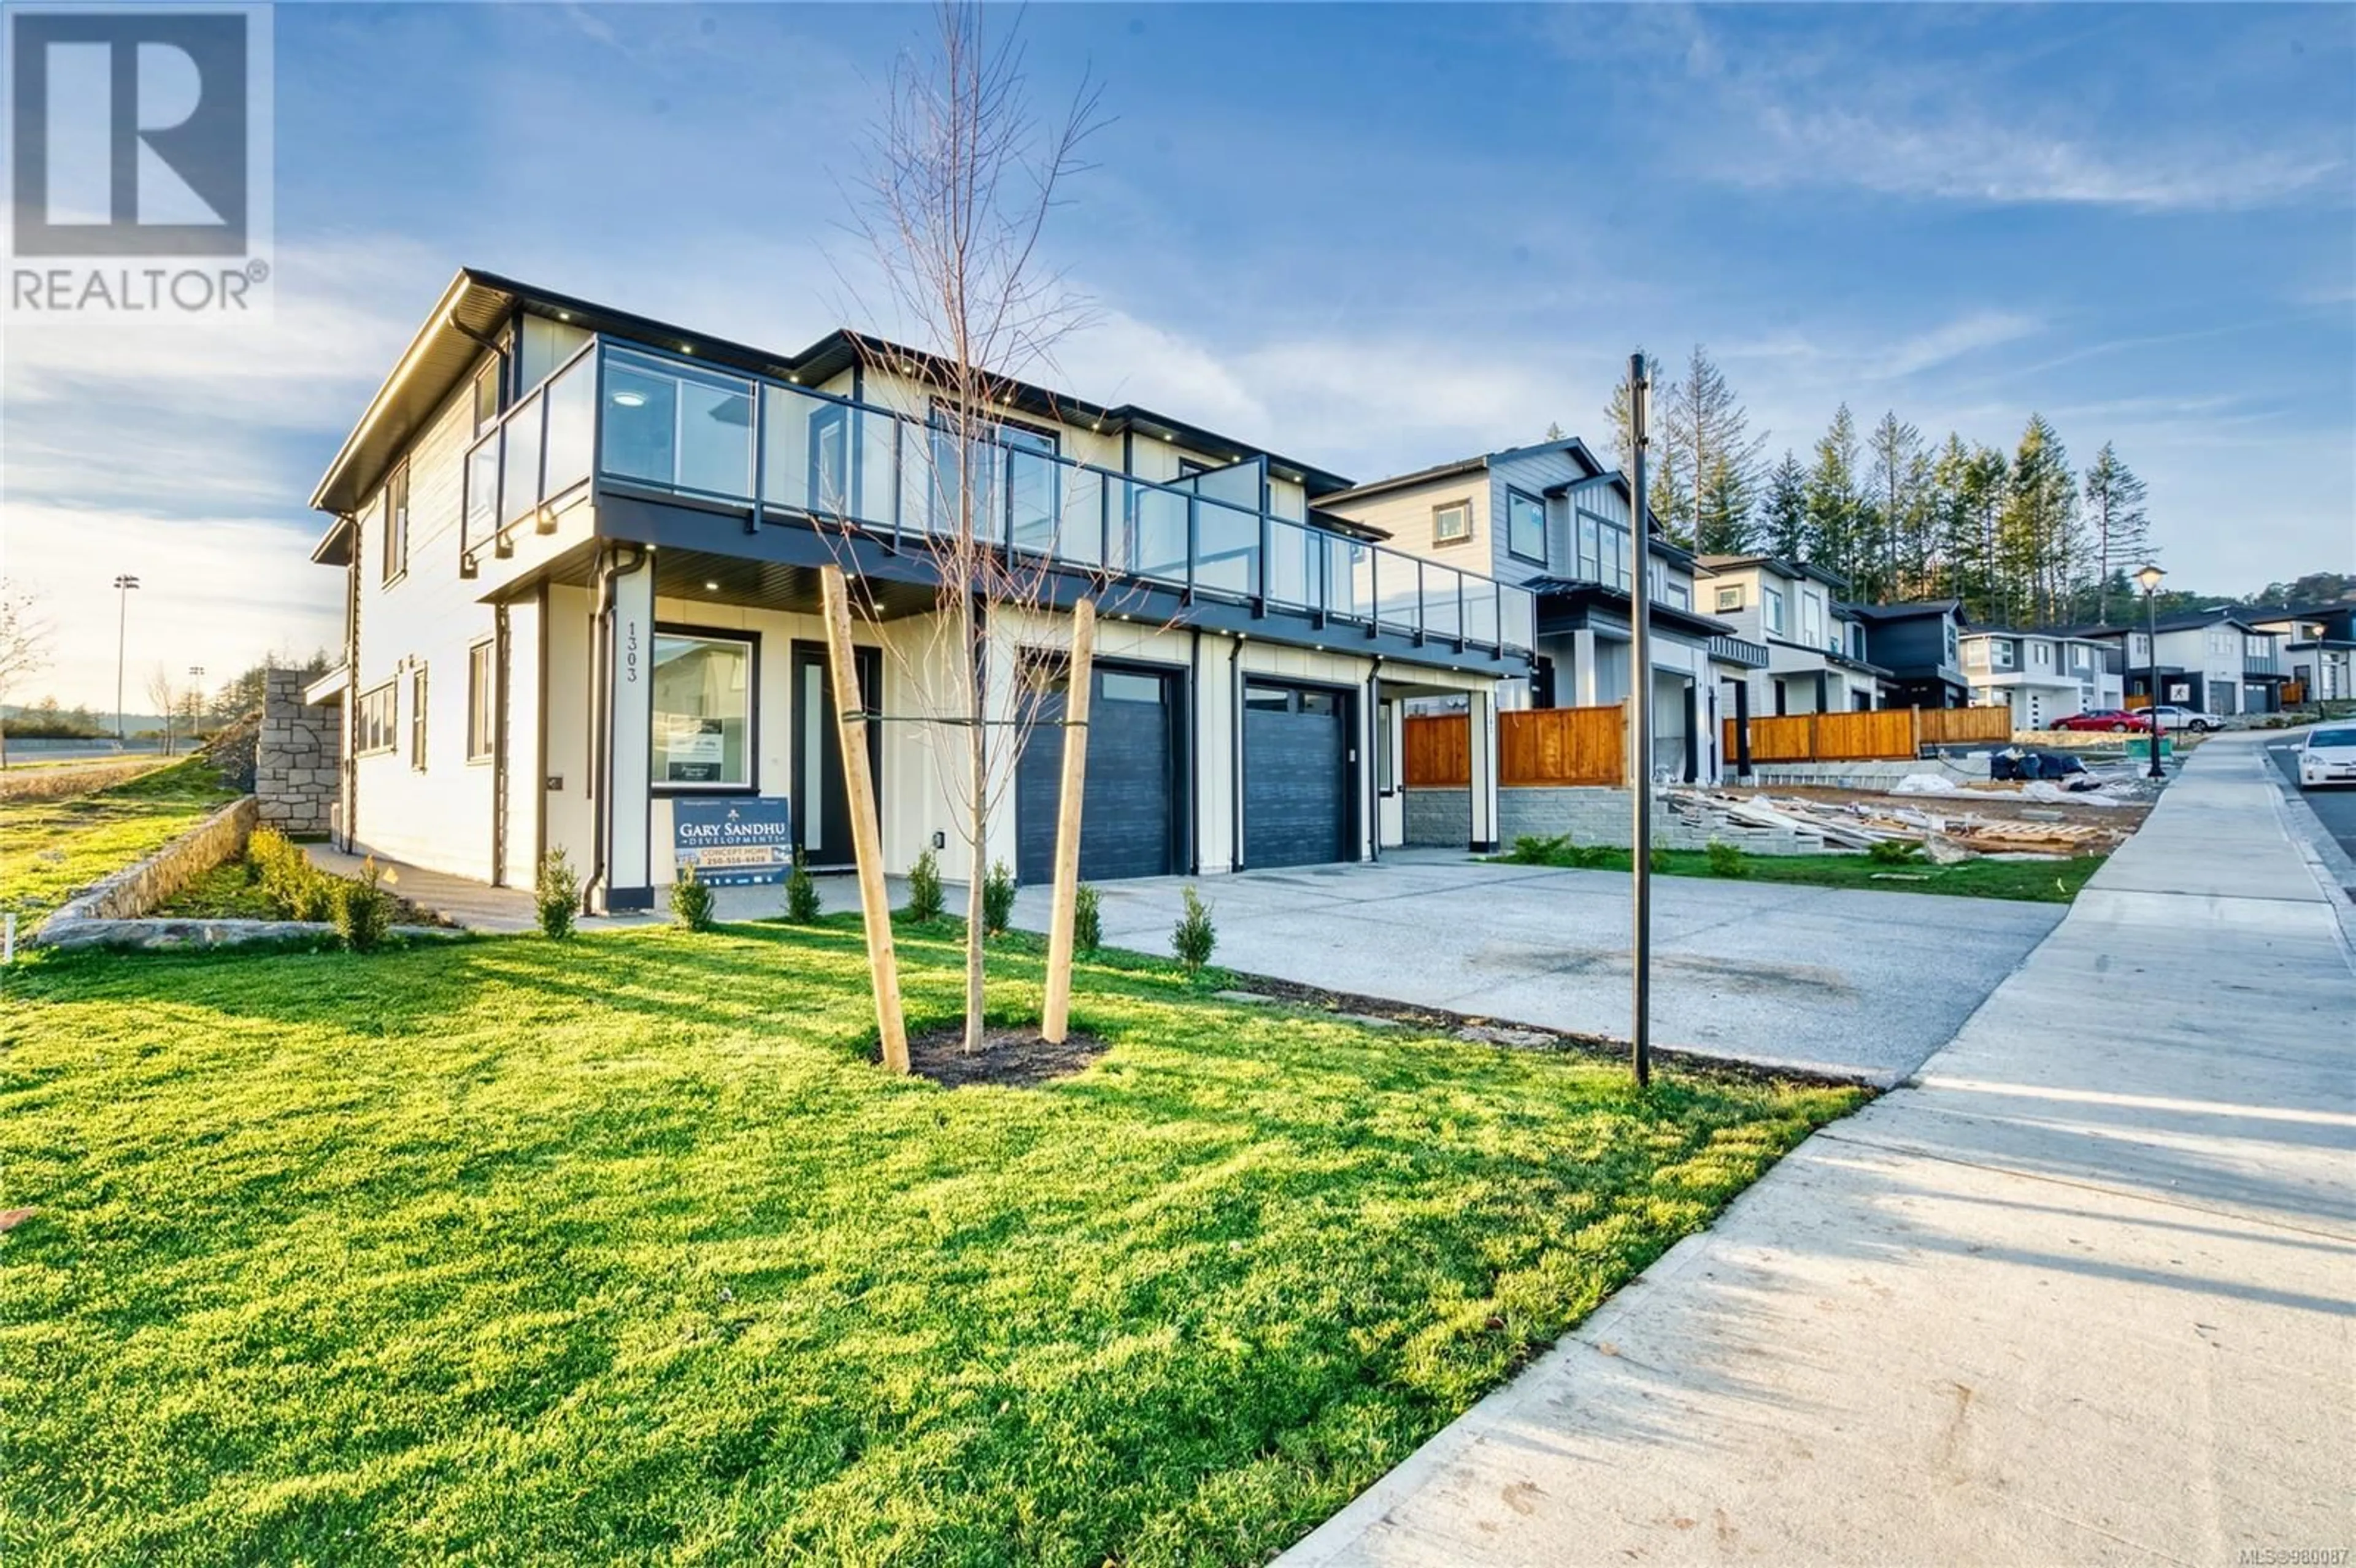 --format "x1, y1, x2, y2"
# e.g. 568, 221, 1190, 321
1801, 592, 1823, 650
1505, 488, 1546, 564
1573, 508, 1629, 590
381, 465, 409, 584
356, 682, 396, 756
651, 632, 753, 788
1432, 500, 1472, 546
1764, 586, 1787, 636
466, 640, 495, 763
